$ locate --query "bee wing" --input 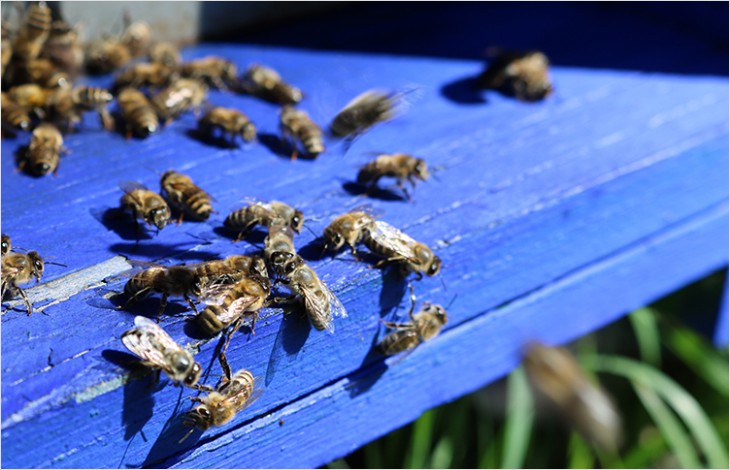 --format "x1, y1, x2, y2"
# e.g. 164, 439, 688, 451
119, 181, 150, 194
121, 316, 183, 371
368, 221, 419, 261
213, 290, 262, 324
